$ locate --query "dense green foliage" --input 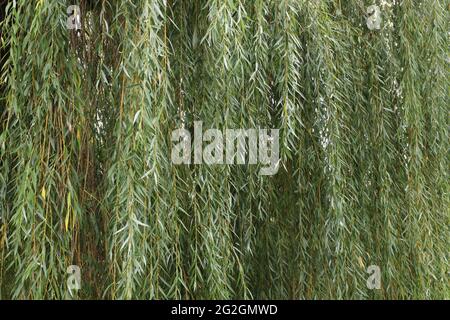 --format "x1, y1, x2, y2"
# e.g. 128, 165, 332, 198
0, 0, 448, 299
